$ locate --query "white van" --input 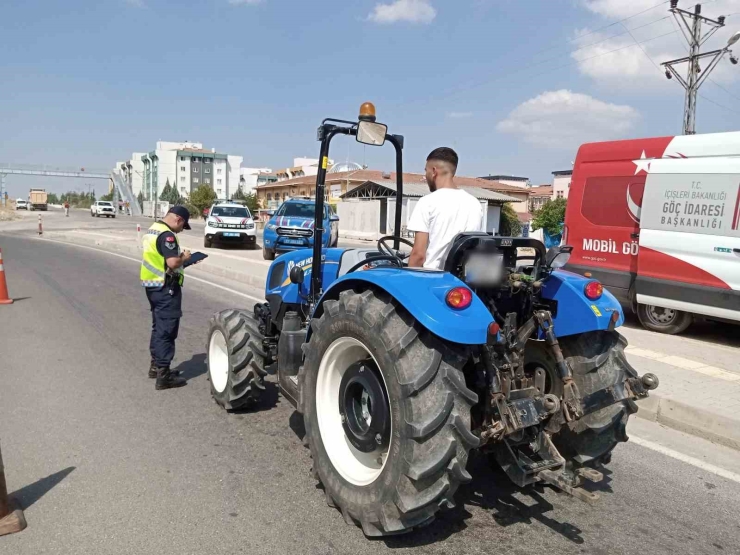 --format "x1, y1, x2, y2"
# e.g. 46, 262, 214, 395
564, 131, 740, 334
